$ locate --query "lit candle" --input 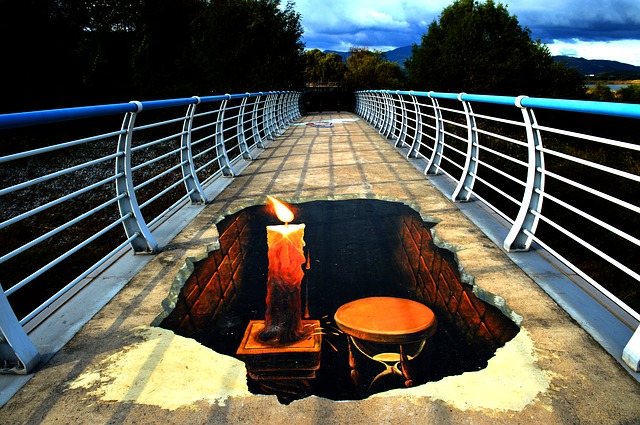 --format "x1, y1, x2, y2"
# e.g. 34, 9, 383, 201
259, 196, 308, 344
